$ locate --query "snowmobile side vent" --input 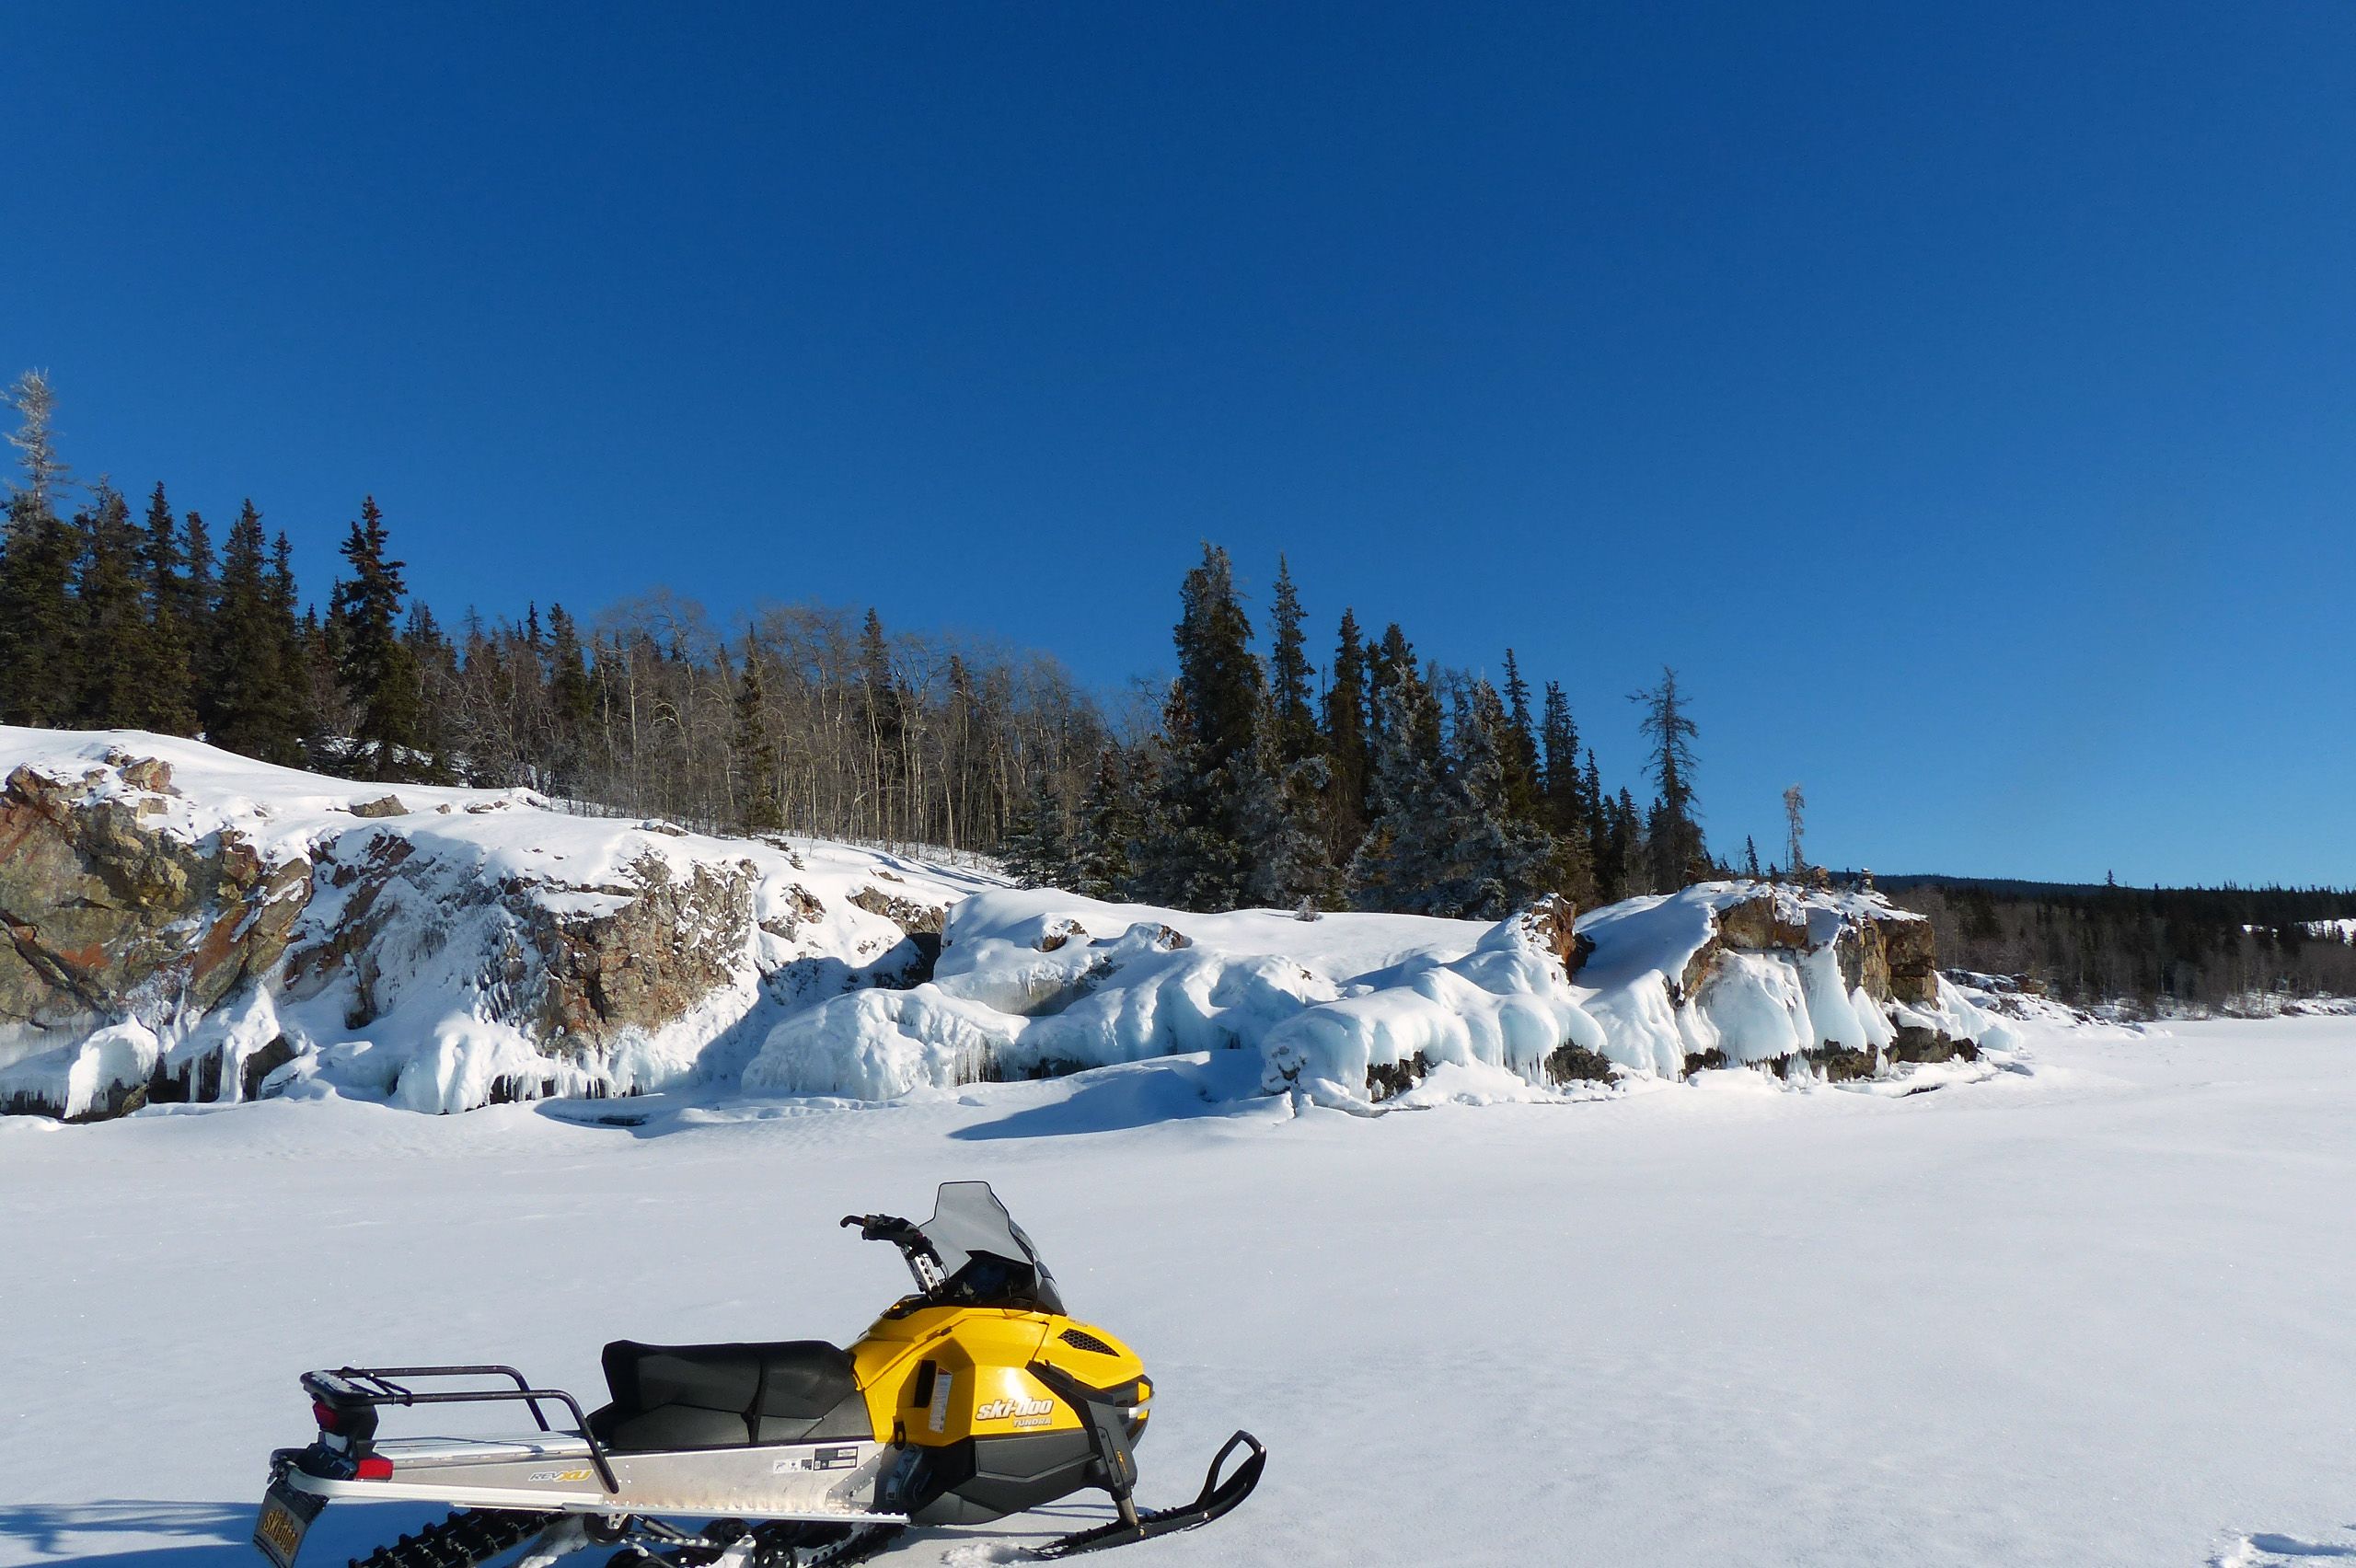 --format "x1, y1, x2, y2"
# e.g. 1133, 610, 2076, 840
1057, 1329, 1116, 1356
910, 1360, 938, 1410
